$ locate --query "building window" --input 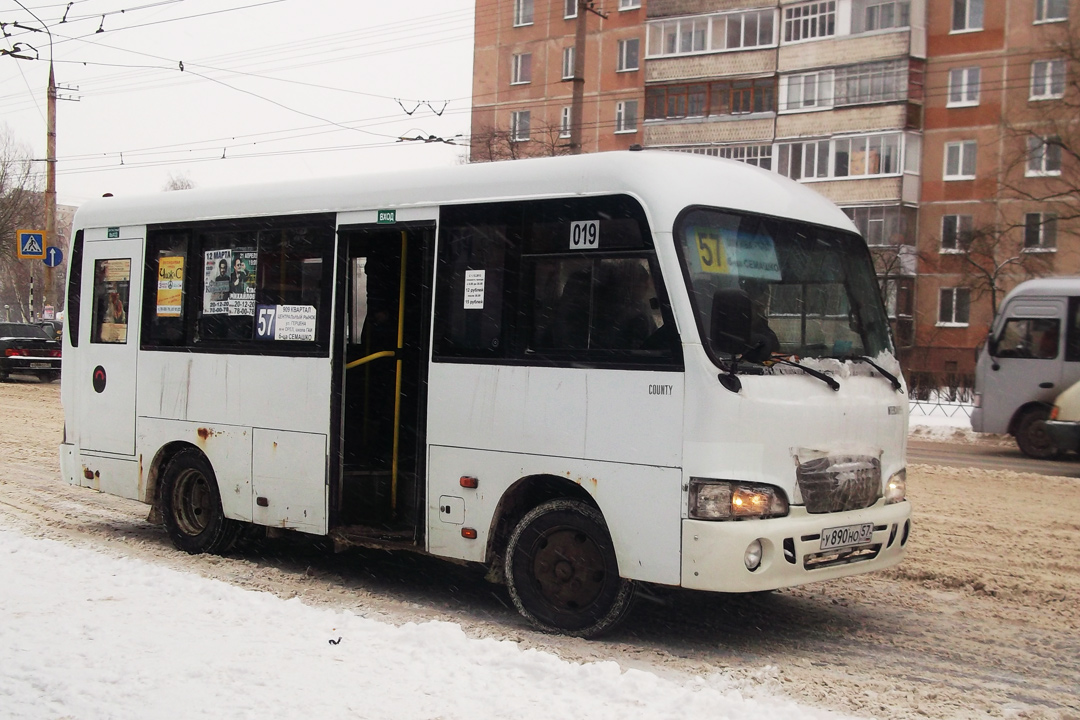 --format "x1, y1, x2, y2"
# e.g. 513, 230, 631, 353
646, 9, 775, 57
1026, 136, 1063, 176
947, 67, 981, 106
782, 71, 835, 111
941, 214, 973, 252
562, 47, 575, 80
564, 0, 577, 19
1031, 59, 1066, 99
1035, 0, 1068, 22
777, 133, 903, 181
511, 53, 532, 85
1025, 213, 1058, 250
560, 107, 571, 138
511, 110, 531, 142
514, 0, 534, 27
718, 144, 773, 170
952, 0, 983, 31
783, 1, 837, 43
646, 80, 774, 120
617, 38, 639, 72
616, 101, 638, 133
843, 205, 916, 246
853, 1, 910, 33
939, 287, 971, 326
833, 60, 907, 106
619, 0, 641, 9
943, 140, 977, 179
